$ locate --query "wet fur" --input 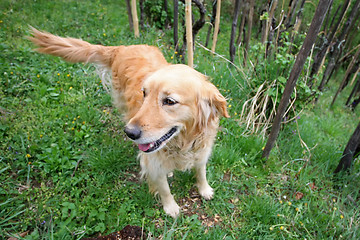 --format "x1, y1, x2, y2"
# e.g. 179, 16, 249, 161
29, 27, 229, 217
